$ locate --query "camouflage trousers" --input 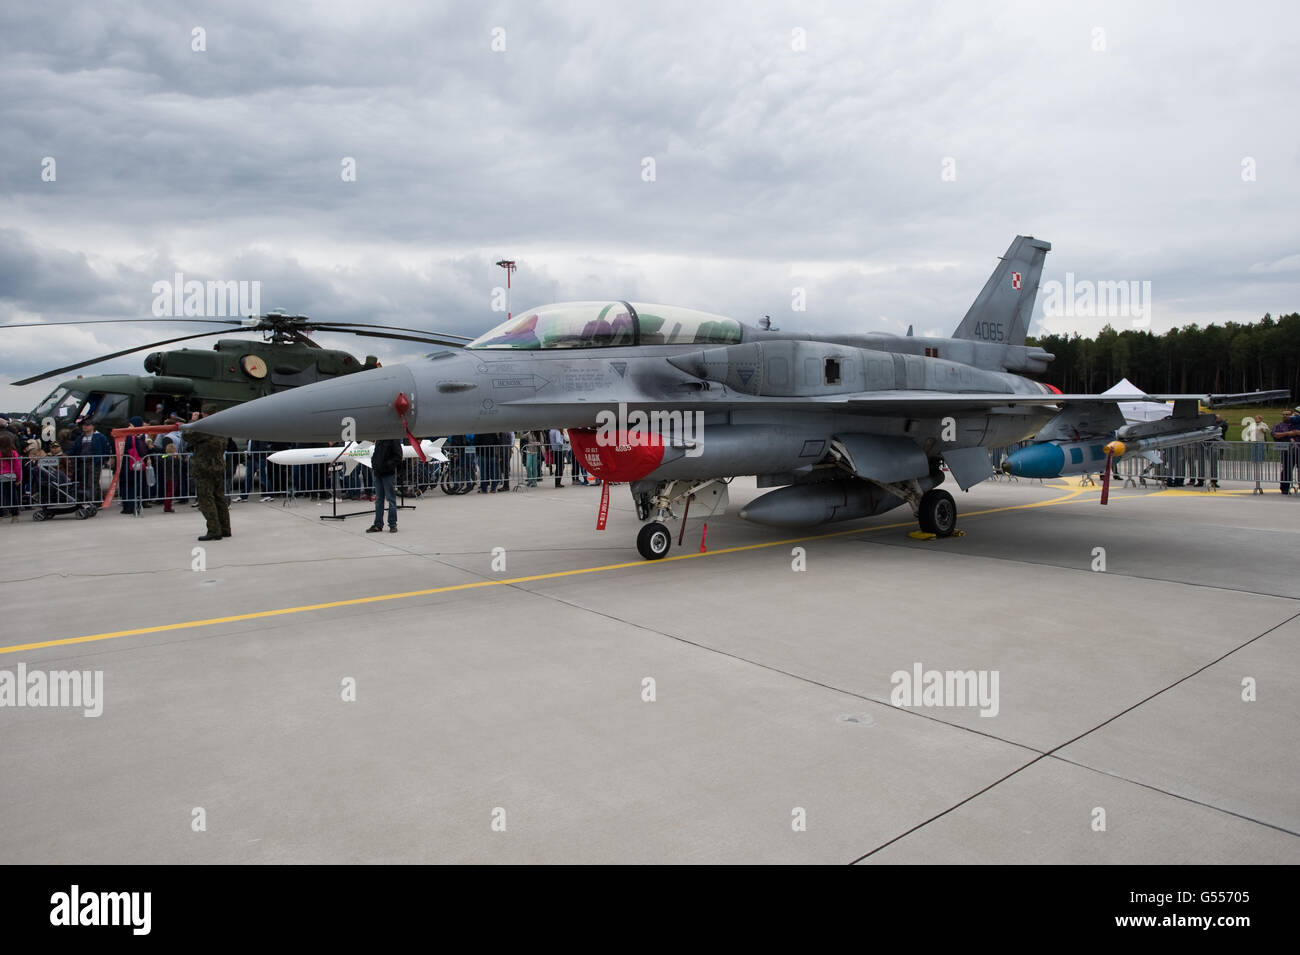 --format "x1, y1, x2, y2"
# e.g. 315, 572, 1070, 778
195, 473, 230, 536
